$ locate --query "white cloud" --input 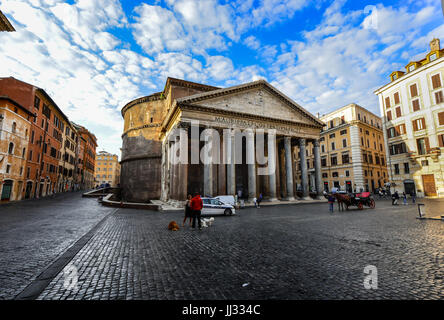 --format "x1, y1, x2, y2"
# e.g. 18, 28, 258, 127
243, 35, 261, 50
